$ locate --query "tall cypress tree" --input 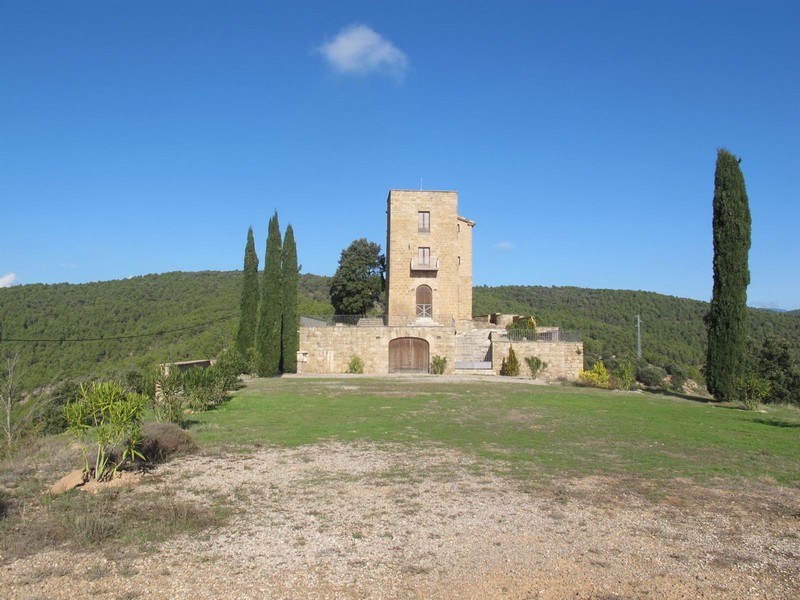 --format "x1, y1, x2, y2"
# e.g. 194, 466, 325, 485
234, 227, 259, 358
255, 212, 282, 377
281, 224, 299, 373
706, 149, 751, 402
